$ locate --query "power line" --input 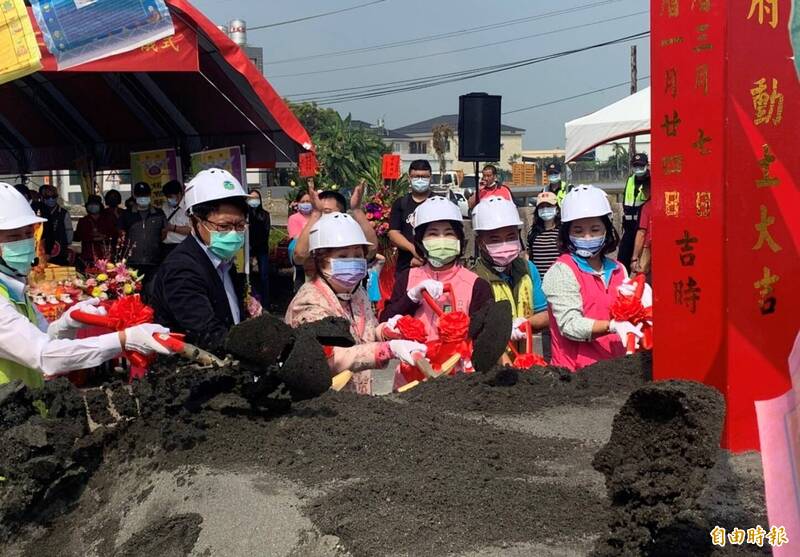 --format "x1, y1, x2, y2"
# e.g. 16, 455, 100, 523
502, 75, 651, 115
288, 31, 650, 104
248, 0, 387, 31
264, 0, 624, 65
270, 11, 648, 79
